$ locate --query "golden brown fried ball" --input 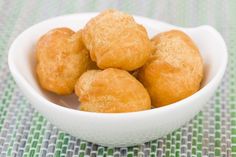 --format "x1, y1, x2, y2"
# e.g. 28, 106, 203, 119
36, 28, 91, 95
82, 9, 155, 71
138, 30, 204, 107
75, 68, 151, 113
